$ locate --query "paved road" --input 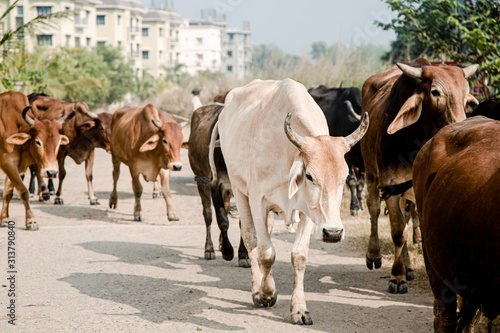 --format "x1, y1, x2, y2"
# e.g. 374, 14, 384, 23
1, 144, 434, 333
